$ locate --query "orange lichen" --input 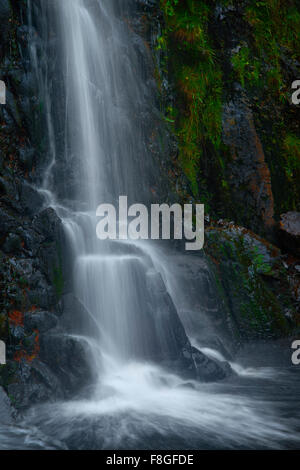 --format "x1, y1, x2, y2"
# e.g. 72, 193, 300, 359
14, 330, 40, 363
9, 310, 24, 326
